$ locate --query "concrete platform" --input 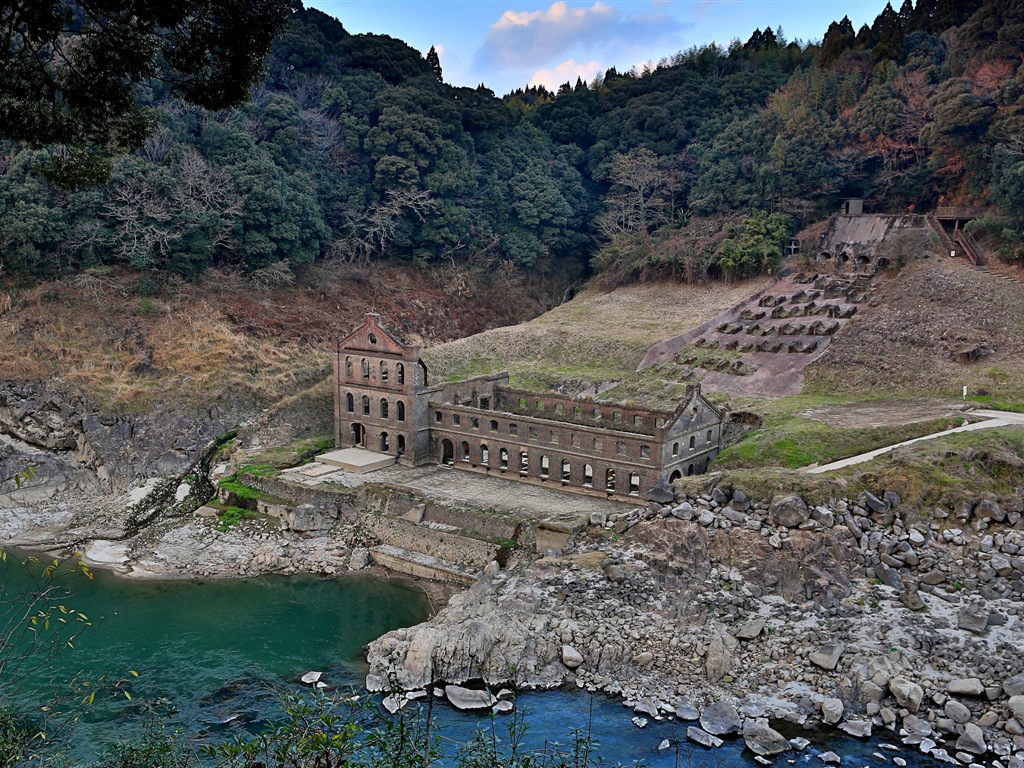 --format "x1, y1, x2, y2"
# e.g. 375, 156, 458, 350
315, 448, 395, 473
